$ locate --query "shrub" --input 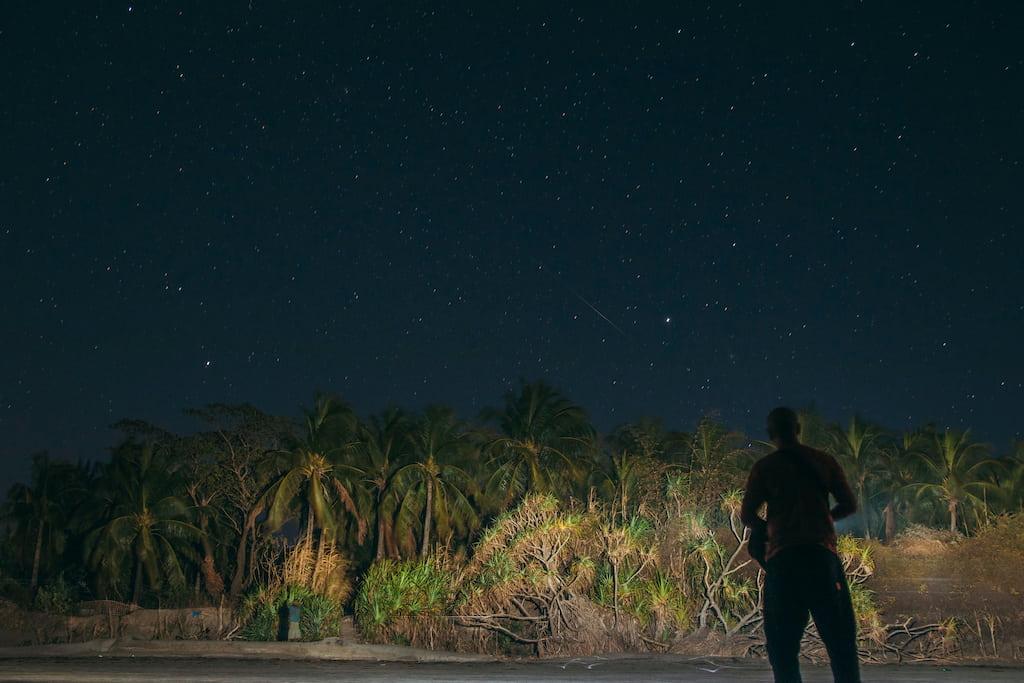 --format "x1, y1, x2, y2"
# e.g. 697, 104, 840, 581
238, 586, 282, 641
354, 558, 456, 644
836, 535, 881, 637
33, 575, 78, 615
301, 593, 343, 640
